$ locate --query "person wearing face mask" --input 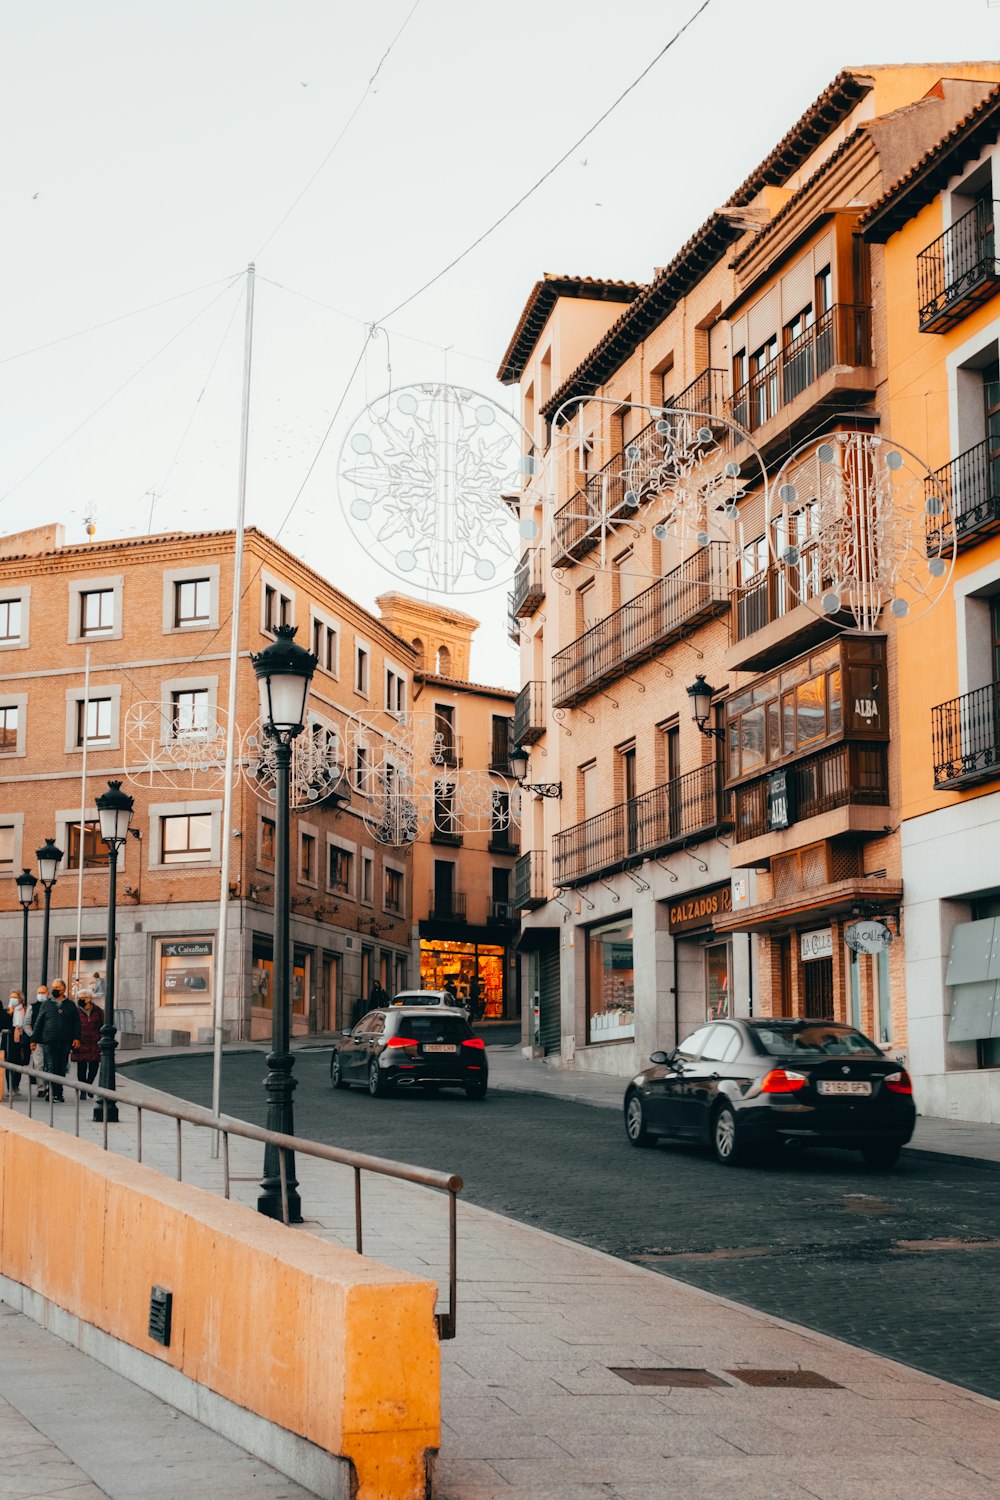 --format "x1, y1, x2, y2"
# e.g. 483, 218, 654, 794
2, 990, 29, 1095
29, 986, 49, 1097
30, 981, 81, 1102
75, 988, 104, 1099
